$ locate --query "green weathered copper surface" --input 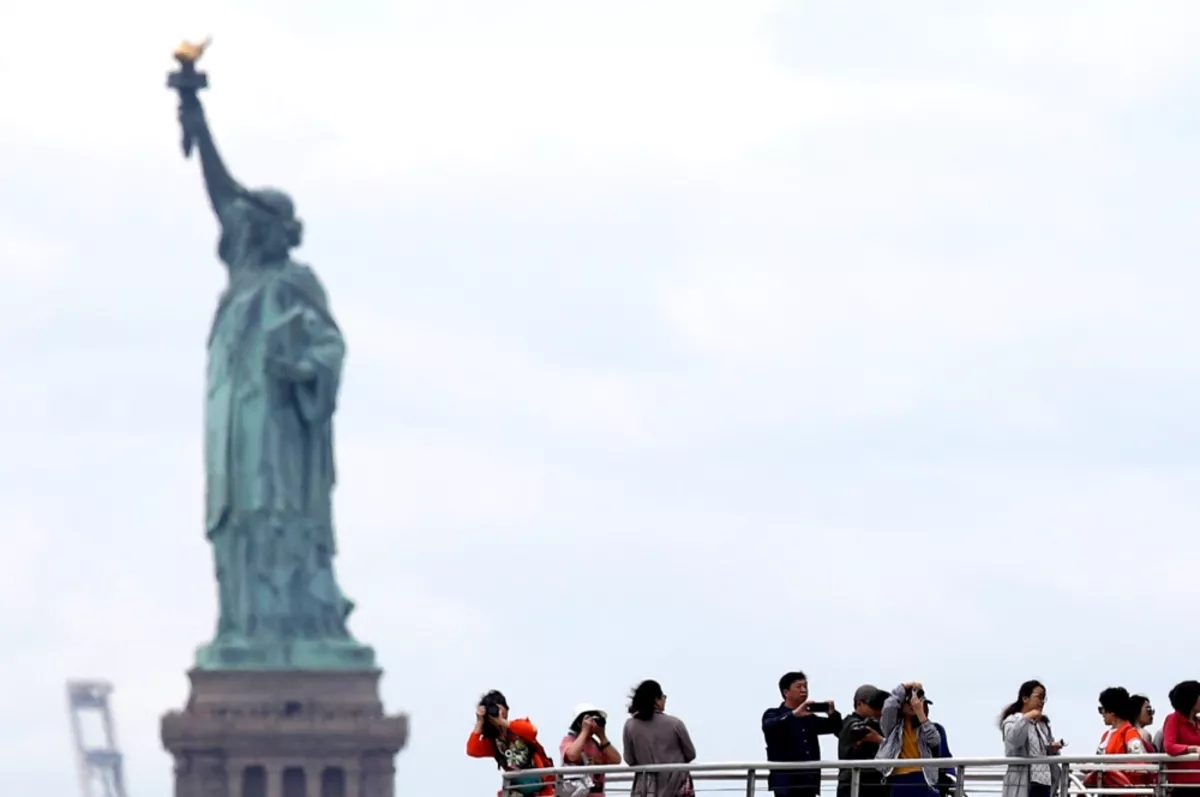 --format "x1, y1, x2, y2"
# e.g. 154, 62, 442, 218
169, 57, 374, 671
